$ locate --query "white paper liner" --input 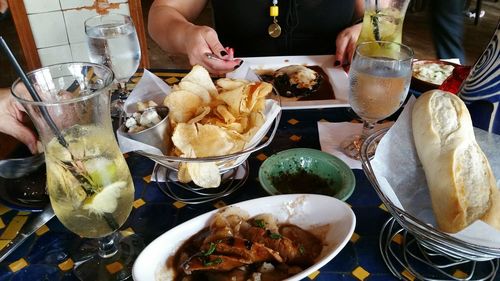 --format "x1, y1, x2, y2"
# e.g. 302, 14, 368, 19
116, 69, 281, 171
372, 96, 500, 248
